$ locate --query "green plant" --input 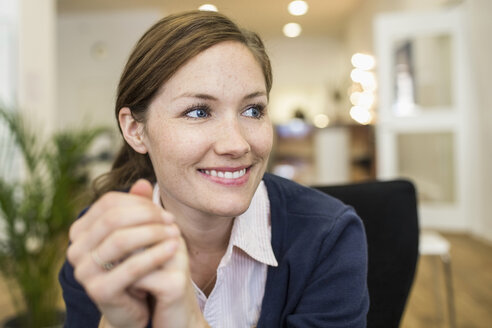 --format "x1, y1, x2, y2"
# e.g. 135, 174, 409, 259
0, 107, 109, 327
